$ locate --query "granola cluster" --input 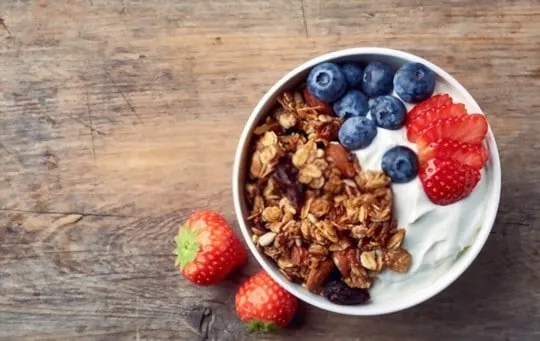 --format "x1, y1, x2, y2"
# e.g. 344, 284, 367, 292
245, 89, 412, 300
